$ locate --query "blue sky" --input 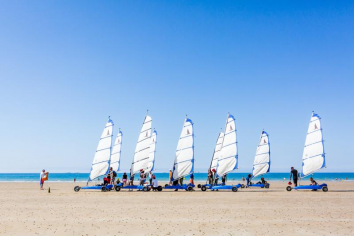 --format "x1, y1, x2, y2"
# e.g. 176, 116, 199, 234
0, 1, 353, 173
